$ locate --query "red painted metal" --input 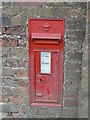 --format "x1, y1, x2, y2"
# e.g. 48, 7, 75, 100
32, 33, 61, 40
28, 18, 64, 106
